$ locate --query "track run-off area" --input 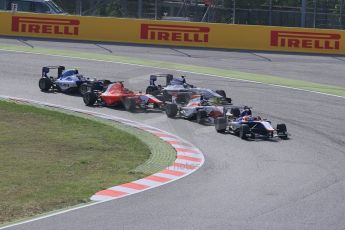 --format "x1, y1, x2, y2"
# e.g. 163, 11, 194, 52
0, 37, 345, 230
